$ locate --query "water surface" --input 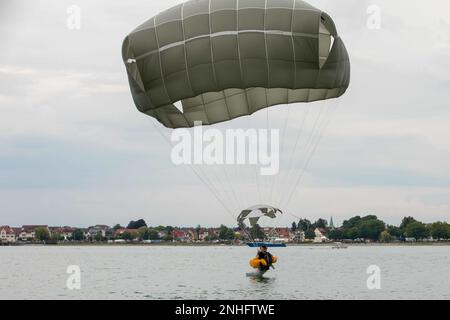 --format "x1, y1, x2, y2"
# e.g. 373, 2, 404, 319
1, 245, 449, 299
